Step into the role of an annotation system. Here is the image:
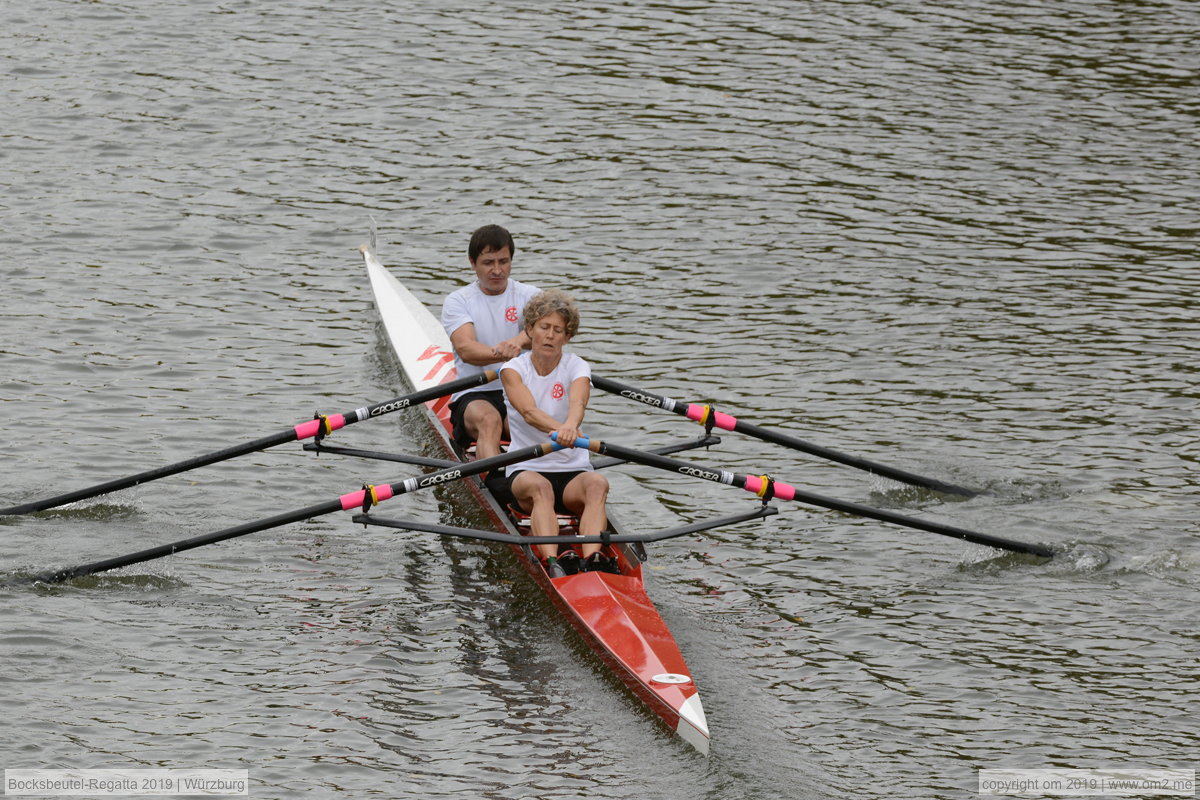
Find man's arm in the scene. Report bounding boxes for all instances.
[492,328,532,361]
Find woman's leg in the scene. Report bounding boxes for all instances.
[510,471,559,560]
[561,472,610,558]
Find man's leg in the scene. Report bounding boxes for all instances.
[461,397,504,460]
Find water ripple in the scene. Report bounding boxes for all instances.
[2,0,1198,797]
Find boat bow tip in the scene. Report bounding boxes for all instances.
[677,694,710,755]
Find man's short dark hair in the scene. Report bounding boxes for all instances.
[468,225,515,262]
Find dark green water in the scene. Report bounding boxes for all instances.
[2,1,1196,798]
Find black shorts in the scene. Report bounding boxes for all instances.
[449,390,507,449]
[507,470,586,516]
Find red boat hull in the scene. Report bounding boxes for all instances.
[364,241,710,752]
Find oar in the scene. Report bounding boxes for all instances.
[557,435,1053,558]
[13,442,555,586]
[591,375,979,498]
[0,371,496,516]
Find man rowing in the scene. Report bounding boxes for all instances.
[441,224,541,493]
[499,290,617,577]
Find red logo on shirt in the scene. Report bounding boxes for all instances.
[505,306,518,322]
[551,382,565,399]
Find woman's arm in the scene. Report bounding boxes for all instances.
[501,372,591,445]
[562,376,590,430]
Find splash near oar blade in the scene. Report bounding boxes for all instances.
[591,375,979,498]
[15,442,554,586]
[564,435,1052,558]
[0,370,496,516]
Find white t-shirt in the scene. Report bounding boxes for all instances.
[501,351,593,475]
[441,278,541,400]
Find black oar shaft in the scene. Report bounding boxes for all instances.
[591,375,978,498]
[21,442,554,585]
[732,417,977,498]
[581,438,1052,558]
[1,371,495,516]
[1,430,294,516]
[781,484,1053,557]
[31,500,342,584]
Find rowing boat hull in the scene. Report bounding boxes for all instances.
[362,240,710,753]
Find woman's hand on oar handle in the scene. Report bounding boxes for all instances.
[549,428,589,449]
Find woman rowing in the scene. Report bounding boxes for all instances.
[499,289,617,577]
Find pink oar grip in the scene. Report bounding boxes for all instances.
[742,474,796,502]
[712,411,737,431]
[293,414,348,440]
[684,404,738,432]
[339,484,395,511]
